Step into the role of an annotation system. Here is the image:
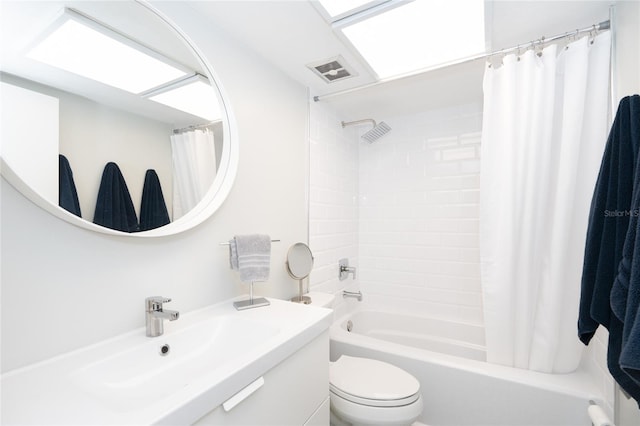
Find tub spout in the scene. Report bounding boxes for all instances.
[343,290,363,301]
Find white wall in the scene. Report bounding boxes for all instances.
[581,1,640,421]
[308,100,360,315]
[1,1,309,372]
[614,1,640,104]
[613,1,640,423]
[0,81,59,204]
[58,91,174,221]
[2,73,175,221]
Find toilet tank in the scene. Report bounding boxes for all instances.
[307,292,335,309]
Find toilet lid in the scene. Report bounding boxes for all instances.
[330,356,420,406]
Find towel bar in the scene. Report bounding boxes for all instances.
[224,236,277,310]
[219,239,280,246]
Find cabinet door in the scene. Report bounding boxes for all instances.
[304,397,329,426]
[194,330,329,425]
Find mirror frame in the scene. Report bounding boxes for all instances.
[285,242,315,280]
[0,0,238,237]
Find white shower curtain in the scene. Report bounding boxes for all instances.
[170,128,217,220]
[480,32,611,373]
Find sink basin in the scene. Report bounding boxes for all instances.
[72,316,279,411]
[1,297,332,425]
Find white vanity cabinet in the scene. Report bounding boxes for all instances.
[1,299,332,425]
[193,331,329,425]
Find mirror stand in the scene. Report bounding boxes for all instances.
[291,279,312,304]
[286,242,315,305]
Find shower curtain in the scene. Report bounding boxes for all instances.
[170,128,217,220]
[480,32,611,373]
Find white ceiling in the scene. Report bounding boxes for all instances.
[187,0,613,119]
[1,1,614,123]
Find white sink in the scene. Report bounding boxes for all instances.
[72,316,279,411]
[1,297,332,425]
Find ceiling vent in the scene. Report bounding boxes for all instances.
[307,55,357,83]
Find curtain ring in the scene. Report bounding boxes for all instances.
[538,36,545,57]
[589,24,597,44]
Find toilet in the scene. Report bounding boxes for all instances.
[307,293,423,426]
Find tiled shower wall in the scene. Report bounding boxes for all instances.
[358,103,483,325]
[308,100,359,304]
[309,99,484,325]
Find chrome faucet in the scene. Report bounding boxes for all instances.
[145,296,179,337]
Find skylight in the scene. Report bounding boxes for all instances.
[316,0,386,18]
[148,75,222,121]
[319,0,486,79]
[26,11,189,94]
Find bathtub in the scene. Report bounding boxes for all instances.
[330,308,601,426]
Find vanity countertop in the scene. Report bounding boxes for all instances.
[1,297,332,425]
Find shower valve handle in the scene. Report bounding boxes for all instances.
[339,258,356,280]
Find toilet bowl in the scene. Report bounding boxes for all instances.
[306,292,423,426]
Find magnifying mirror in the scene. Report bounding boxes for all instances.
[285,242,314,304]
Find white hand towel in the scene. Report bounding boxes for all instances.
[231,234,271,282]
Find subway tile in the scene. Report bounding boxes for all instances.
[459,189,480,204]
[362,292,485,325]
[426,161,460,177]
[459,159,481,174]
[310,100,486,333]
[426,135,459,147]
[426,190,461,205]
[424,275,482,292]
[441,146,477,161]
[460,131,482,145]
[430,174,480,191]
[459,248,480,263]
[439,233,480,248]
[439,204,480,219]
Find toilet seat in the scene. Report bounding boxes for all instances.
[330,355,421,408]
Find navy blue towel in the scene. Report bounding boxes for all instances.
[610,96,640,392]
[139,169,170,231]
[93,162,139,233]
[579,95,640,404]
[58,154,81,217]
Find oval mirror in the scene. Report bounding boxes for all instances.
[286,242,314,304]
[0,1,238,236]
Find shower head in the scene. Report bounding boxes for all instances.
[341,119,391,143]
[362,121,391,143]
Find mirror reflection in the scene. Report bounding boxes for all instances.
[0,1,227,233]
[286,242,314,304]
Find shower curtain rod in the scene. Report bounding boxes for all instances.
[172,119,221,134]
[313,20,610,102]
